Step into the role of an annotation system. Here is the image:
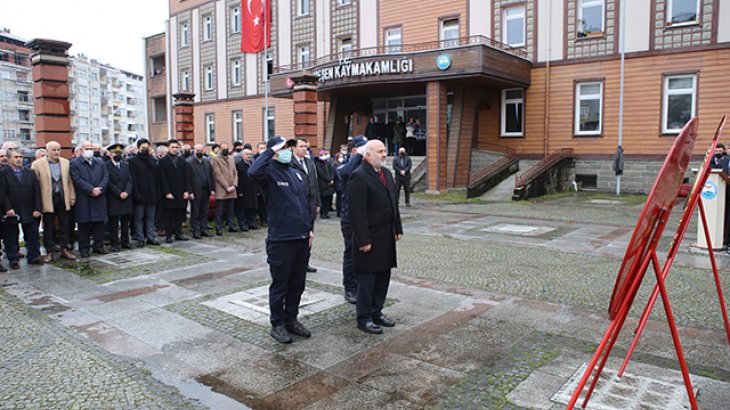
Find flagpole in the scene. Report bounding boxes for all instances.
[263,0,269,141]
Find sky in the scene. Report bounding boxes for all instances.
[2,0,169,75]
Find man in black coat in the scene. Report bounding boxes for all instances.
[105,144,134,251]
[157,139,191,243]
[70,141,110,257]
[291,138,320,272]
[347,140,403,334]
[1,149,42,269]
[128,139,160,247]
[235,148,259,231]
[186,144,214,239]
[315,150,335,219]
[392,147,413,207]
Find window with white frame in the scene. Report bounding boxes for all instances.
[440,18,460,47]
[232,111,243,142]
[578,0,604,37]
[182,23,190,47]
[266,51,273,80]
[503,7,525,47]
[204,15,213,41]
[206,113,215,143]
[182,70,190,91]
[339,37,352,58]
[667,0,700,25]
[231,7,241,33]
[298,0,310,16]
[385,27,402,53]
[338,0,351,5]
[299,45,310,68]
[232,59,242,86]
[501,89,524,137]
[264,107,275,141]
[574,81,603,136]
[662,74,696,133]
[205,66,213,90]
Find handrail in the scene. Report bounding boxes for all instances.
[478,144,517,157]
[514,148,574,188]
[410,157,428,188]
[274,35,528,74]
[468,153,518,189]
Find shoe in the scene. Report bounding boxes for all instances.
[357,322,382,334]
[249,225,260,230]
[373,314,396,328]
[193,234,201,239]
[43,254,54,263]
[147,239,161,246]
[27,259,44,265]
[240,226,250,232]
[322,214,330,219]
[0,264,6,272]
[175,235,190,241]
[406,203,411,207]
[137,240,145,248]
[110,245,121,252]
[285,320,311,337]
[93,248,108,255]
[216,230,223,236]
[80,251,90,258]
[307,265,317,273]
[165,236,174,244]
[344,291,357,304]
[228,227,239,233]
[61,249,75,260]
[270,325,293,344]
[9,262,20,270]
[200,231,211,237]
[52,245,61,253]
[121,243,134,250]
[17,251,24,258]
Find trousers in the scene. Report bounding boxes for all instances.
[266,239,309,327]
[356,269,391,326]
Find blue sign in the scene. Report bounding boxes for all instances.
[702,180,718,200]
[437,54,451,70]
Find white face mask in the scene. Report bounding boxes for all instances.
[319,155,330,161]
[337,157,344,164]
[82,149,94,159]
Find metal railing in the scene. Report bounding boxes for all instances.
[410,157,428,189]
[468,150,519,190]
[274,35,528,74]
[514,148,574,189]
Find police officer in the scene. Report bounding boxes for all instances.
[248,136,314,344]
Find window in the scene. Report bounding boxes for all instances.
[18,109,31,122]
[78,85,88,95]
[339,37,353,58]
[574,81,603,136]
[204,15,213,41]
[578,0,604,37]
[90,73,98,81]
[385,27,402,53]
[264,107,275,141]
[662,74,697,134]
[232,111,243,141]
[266,51,273,81]
[298,45,310,68]
[182,23,190,47]
[338,0,351,5]
[17,91,29,103]
[77,101,89,110]
[667,0,700,26]
[19,128,31,141]
[206,113,215,143]
[231,7,241,33]
[183,70,190,91]
[298,0,310,16]
[205,66,214,90]
[79,117,90,126]
[440,18,460,47]
[503,7,525,47]
[152,96,166,123]
[501,89,524,137]
[232,59,242,86]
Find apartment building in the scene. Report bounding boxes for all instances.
[0,29,34,148]
[151,0,730,193]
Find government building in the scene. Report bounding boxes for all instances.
[146,0,730,194]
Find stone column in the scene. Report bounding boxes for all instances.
[27,39,72,156]
[291,73,319,149]
[173,92,195,146]
[426,81,448,193]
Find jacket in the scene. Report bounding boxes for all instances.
[186,155,215,197]
[128,154,158,205]
[335,153,363,224]
[211,154,238,200]
[31,157,75,213]
[248,148,311,241]
[392,155,412,179]
[157,153,191,210]
[315,158,335,197]
[2,166,41,224]
[70,156,109,223]
[235,159,258,210]
[105,160,134,216]
[290,155,320,223]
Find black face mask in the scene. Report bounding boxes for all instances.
[93,151,101,157]
[183,150,192,157]
[113,155,122,162]
[221,149,229,157]
[139,150,149,157]
[195,152,204,159]
[235,149,243,153]
[716,153,724,159]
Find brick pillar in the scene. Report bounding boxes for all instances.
[173,92,195,146]
[426,81,448,193]
[27,39,72,157]
[291,73,319,149]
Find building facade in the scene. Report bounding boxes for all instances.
[151,0,730,193]
[0,30,34,148]
[68,55,147,147]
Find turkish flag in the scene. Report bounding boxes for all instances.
[241,0,271,53]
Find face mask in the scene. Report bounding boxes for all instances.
[93,151,101,157]
[221,149,229,156]
[340,150,347,155]
[337,157,344,164]
[183,150,191,157]
[235,149,243,153]
[399,152,406,156]
[275,149,292,164]
[82,149,94,159]
[319,155,330,161]
[195,152,204,159]
[139,149,148,156]
[113,155,122,162]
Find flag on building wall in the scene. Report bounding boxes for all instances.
[241,0,271,53]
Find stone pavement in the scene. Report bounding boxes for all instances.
[1,192,729,409]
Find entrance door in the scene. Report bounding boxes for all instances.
[372,95,427,156]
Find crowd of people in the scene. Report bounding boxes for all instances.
[365,115,427,156]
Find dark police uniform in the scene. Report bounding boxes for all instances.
[336,151,364,301]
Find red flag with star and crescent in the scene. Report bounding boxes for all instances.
[241,0,271,53]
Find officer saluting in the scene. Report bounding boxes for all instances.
[248,136,314,344]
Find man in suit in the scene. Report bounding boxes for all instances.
[291,138,320,273]
[2,149,42,269]
[187,144,214,239]
[32,141,76,262]
[105,144,134,251]
[128,139,160,247]
[235,148,259,231]
[157,139,191,243]
[392,147,413,207]
[211,141,238,235]
[347,140,403,334]
[70,141,110,257]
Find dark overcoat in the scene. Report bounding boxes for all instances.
[315,159,335,197]
[105,160,134,216]
[128,154,158,205]
[2,167,41,223]
[157,154,191,210]
[186,156,214,197]
[347,162,403,273]
[235,159,258,210]
[290,156,320,223]
[70,156,109,223]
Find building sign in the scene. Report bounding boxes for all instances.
[437,54,451,70]
[314,57,414,83]
[702,180,718,200]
